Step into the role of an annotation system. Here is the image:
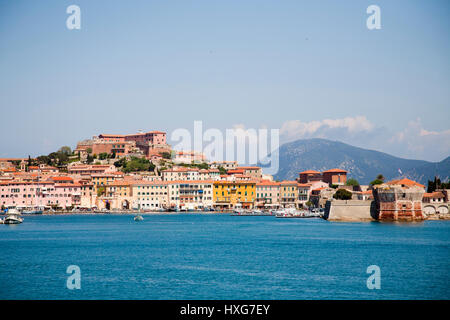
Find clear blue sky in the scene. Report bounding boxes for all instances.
[1,0,449,161]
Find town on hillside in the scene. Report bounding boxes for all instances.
[1,129,449,221]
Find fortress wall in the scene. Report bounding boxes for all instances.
[324,200,375,221]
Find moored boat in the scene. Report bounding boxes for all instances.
[22,207,44,214]
[4,209,24,224]
[134,215,144,221]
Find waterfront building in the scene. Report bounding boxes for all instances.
[280,181,299,208]
[131,181,170,210]
[213,180,256,209]
[80,182,96,209]
[255,180,280,209]
[372,178,426,221]
[297,183,312,207]
[96,180,134,210]
[167,181,214,210]
[310,187,336,208]
[422,190,450,215]
[0,180,81,209]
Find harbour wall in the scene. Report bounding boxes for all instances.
[324,200,376,221]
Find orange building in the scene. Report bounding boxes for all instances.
[322,169,347,185]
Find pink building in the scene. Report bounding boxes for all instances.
[0,181,82,209]
[97,130,168,158]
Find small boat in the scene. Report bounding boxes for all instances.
[134,215,144,222]
[22,208,44,214]
[4,209,24,224]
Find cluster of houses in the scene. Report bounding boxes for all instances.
[1,129,449,220]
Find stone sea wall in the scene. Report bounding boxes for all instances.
[323,200,376,221]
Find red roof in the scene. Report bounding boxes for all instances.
[323,169,347,173]
[299,170,320,174]
[423,191,445,198]
[257,180,280,186]
[297,183,312,187]
[228,169,245,174]
[51,176,73,181]
[386,178,425,188]
[280,180,298,185]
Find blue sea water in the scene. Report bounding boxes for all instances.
[0,214,449,300]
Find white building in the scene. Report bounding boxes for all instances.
[131,181,169,210]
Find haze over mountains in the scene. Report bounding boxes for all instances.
[272,138,450,185]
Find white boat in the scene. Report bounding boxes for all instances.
[22,206,44,214]
[134,215,144,221]
[233,203,244,214]
[275,207,299,217]
[4,209,24,224]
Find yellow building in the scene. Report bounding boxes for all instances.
[213,181,256,209]
[91,173,120,190]
[280,180,298,208]
[97,180,133,210]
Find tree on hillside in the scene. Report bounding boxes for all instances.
[117,157,156,173]
[370,174,385,186]
[333,189,353,200]
[36,155,51,165]
[99,152,108,160]
[217,166,227,175]
[86,155,94,164]
[197,162,209,170]
[370,179,383,186]
[114,157,127,168]
[161,152,172,160]
[346,178,360,187]
[58,146,72,156]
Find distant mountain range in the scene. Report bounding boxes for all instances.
[271,138,449,185]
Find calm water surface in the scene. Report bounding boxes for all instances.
[0,214,449,299]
